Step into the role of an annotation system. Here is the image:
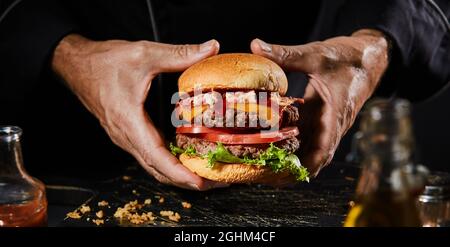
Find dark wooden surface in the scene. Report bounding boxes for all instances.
[51,162,360,227]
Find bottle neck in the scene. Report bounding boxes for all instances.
[0,126,27,178]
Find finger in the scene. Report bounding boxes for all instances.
[136,154,227,191]
[127,110,229,190]
[151,40,220,73]
[299,82,338,177]
[250,38,321,73]
[139,160,174,185]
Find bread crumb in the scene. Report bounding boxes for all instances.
[344,176,355,182]
[113,200,155,225]
[80,205,91,214]
[160,210,181,222]
[93,219,104,226]
[96,210,104,219]
[129,212,156,224]
[159,197,165,203]
[67,211,81,219]
[114,207,130,220]
[160,210,174,217]
[128,200,142,209]
[144,199,152,205]
[169,212,181,222]
[181,201,192,209]
[348,201,355,208]
[98,200,109,207]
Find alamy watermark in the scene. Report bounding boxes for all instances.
[171,89,281,136]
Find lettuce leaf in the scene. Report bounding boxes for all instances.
[169,142,309,182]
[169,142,185,156]
[257,143,310,182]
[170,142,196,156]
[184,145,197,155]
[205,142,246,168]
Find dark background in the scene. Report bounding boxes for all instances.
[0,0,449,179]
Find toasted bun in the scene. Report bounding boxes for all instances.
[179,53,288,95]
[179,153,290,183]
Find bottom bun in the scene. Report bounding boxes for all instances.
[179,153,290,184]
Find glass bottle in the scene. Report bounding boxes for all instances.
[344,98,428,227]
[0,126,47,227]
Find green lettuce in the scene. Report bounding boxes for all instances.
[170,142,196,156]
[169,142,309,182]
[205,142,248,168]
[169,142,185,156]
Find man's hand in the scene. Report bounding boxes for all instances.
[251,29,389,178]
[52,34,227,190]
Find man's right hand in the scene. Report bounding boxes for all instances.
[51,34,228,190]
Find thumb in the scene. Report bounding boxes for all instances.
[152,39,220,73]
[250,38,320,73]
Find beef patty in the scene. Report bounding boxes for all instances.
[176,134,300,159]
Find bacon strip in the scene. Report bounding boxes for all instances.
[175,92,304,128]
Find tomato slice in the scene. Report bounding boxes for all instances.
[176,126,234,134]
[198,126,299,144]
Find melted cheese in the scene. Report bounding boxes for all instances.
[232,103,279,123]
[180,105,208,121]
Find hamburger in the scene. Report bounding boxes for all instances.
[170,53,309,183]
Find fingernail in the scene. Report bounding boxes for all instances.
[188,183,201,190]
[199,39,217,53]
[256,39,272,53]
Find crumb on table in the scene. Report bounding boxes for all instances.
[348,201,355,207]
[80,205,91,214]
[98,200,109,207]
[66,211,81,219]
[93,219,104,226]
[160,210,181,222]
[344,176,355,181]
[169,213,181,222]
[96,210,104,219]
[113,200,155,225]
[181,201,192,209]
[160,210,174,217]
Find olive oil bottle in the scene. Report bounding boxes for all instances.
[344,99,427,227]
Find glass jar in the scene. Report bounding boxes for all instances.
[0,126,47,227]
[418,172,450,227]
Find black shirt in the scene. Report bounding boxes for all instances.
[0,0,449,176]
